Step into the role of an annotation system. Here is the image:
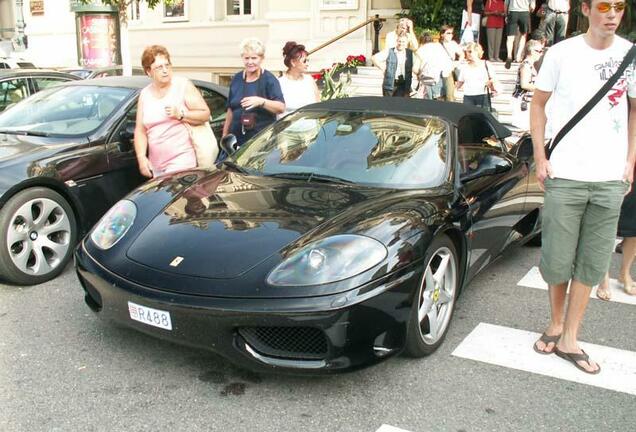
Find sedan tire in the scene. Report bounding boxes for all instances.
[405,234,459,357]
[0,187,77,285]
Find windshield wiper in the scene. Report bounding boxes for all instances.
[0,129,50,137]
[266,172,354,185]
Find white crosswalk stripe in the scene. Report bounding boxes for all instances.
[376,425,413,432]
[452,323,636,396]
[517,266,636,305]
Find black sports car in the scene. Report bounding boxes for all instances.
[0,76,227,285]
[75,98,542,374]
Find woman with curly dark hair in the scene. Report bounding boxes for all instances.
[278,41,320,118]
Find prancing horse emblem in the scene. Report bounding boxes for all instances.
[170,256,184,267]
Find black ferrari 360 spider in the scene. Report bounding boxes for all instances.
[75,97,542,374]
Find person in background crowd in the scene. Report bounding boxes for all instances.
[223,37,285,148]
[529,29,548,70]
[414,31,452,100]
[457,42,500,110]
[510,40,543,130]
[504,0,537,69]
[539,0,570,46]
[134,45,210,178]
[373,33,417,97]
[597,189,636,300]
[530,0,635,374]
[440,25,464,102]
[278,41,320,118]
[385,18,418,51]
[466,0,487,48]
[484,0,507,61]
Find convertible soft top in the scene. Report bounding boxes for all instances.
[303,96,511,139]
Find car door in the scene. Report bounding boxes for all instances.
[104,100,147,198]
[457,115,530,282]
[0,77,29,111]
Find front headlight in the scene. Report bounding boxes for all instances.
[90,200,137,250]
[267,234,387,286]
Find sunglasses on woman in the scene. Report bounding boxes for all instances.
[595,2,626,13]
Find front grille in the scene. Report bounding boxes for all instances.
[238,326,329,360]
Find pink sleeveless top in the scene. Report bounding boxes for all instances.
[141,76,196,175]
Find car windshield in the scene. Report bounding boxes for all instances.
[0,85,132,136]
[232,111,449,188]
[68,70,91,79]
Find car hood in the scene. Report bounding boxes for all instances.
[0,132,46,163]
[125,170,384,280]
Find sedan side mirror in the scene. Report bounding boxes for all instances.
[220,134,239,155]
[118,122,135,152]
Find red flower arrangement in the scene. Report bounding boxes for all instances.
[345,54,366,67]
[311,55,366,82]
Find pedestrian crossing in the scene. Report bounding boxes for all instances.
[517,266,636,305]
[376,253,636,432]
[452,323,636,396]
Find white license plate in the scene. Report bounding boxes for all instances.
[128,301,172,330]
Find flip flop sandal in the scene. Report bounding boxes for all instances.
[533,333,560,355]
[596,287,611,301]
[554,348,601,375]
[623,282,636,296]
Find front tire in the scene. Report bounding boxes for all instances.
[0,187,77,285]
[405,234,459,357]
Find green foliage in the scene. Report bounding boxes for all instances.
[78,0,174,22]
[400,0,466,34]
[320,68,351,101]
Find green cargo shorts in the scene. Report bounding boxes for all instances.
[539,178,629,287]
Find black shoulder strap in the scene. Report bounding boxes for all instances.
[546,44,636,159]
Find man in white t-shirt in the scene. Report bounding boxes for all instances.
[530,0,635,374]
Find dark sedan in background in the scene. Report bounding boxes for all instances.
[0,69,80,112]
[75,98,543,374]
[0,76,228,285]
[60,66,146,80]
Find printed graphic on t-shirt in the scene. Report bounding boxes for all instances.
[595,57,635,109]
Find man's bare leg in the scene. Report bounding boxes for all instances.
[516,34,527,62]
[556,279,599,373]
[534,282,567,353]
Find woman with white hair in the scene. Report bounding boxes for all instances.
[456,42,499,111]
[222,37,285,148]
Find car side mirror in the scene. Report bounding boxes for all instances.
[118,122,135,151]
[515,136,533,162]
[460,154,512,183]
[220,134,239,155]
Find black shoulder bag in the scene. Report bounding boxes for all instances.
[545,44,636,160]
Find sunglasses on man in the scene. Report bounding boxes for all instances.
[595,2,626,13]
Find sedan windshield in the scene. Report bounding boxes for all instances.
[0,85,133,136]
[233,111,449,188]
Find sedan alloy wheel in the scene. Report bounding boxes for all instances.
[0,188,77,285]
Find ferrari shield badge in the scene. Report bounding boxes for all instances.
[170,256,184,267]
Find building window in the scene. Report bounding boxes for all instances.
[163,0,188,22]
[128,0,142,21]
[227,0,252,16]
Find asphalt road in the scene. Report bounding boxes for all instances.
[1,244,635,432]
